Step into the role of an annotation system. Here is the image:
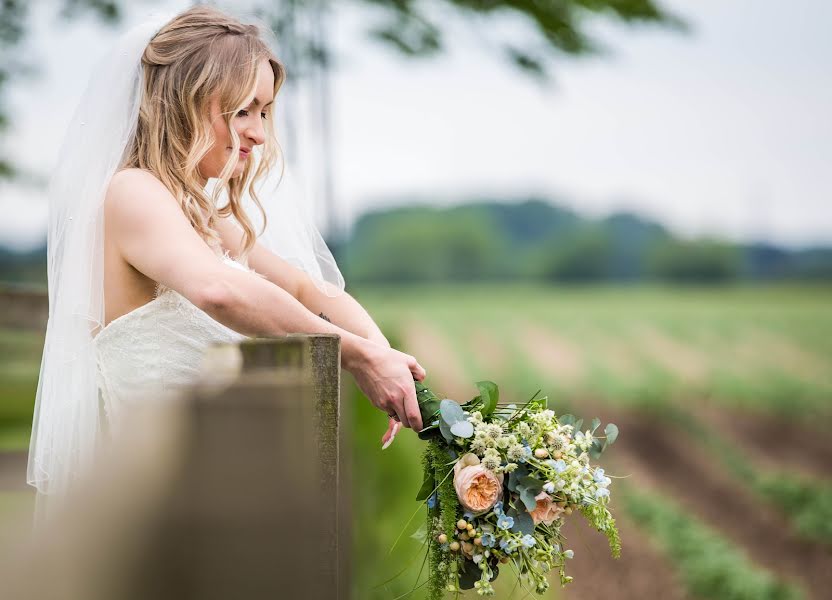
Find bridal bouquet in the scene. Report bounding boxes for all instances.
[406,381,621,598]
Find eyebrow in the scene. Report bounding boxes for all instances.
[250,97,274,108]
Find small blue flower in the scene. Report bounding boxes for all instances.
[499,538,518,554]
[481,532,496,547]
[463,509,475,520]
[595,487,610,499]
[553,459,568,474]
[521,534,536,548]
[593,467,606,482]
[427,492,437,509]
[497,515,514,530]
[493,500,504,516]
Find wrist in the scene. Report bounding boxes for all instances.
[341,333,370,373]
[368,331,390,348]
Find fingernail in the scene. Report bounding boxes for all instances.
[382,423,401,450]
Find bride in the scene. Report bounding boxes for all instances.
[28,5,423,519]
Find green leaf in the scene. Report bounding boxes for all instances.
[438,417,455,443]
[518,476,545,495]
[450,420,474,438]
[416,469,435,501]
[410,523,428,542]
[415,380,441,421]
[475,380,499,417]
[520,487,539,512]
[588,439,604,459]
[574,418,584,432]
[457,559,480,590]
[439,399,466,424]
[559,414,578,428]
[604,423,619,445]
[508,465,530,493]
[511,511,535,535]
[591,417,600,433]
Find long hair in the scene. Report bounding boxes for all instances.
[122,5,285,259]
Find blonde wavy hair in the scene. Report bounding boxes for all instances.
[122,5,285,260]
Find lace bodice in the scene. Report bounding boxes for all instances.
[93,253,252,430]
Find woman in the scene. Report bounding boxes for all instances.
[28,5,422,518]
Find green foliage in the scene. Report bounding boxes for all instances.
[338,202,831,285]
[542,227,614,282]
[655,403,832,546]
[623,486,805,600]
[755,474,832,546]
[579,501,621,559]
[648,238,742,283]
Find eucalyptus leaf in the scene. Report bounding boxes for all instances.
[439,418,455,443]
[518,476,545,495]
[520,487,539,512]
[450,420,474,438]
[574,418,583,432]
[559,414,577,428]
[511,511,535,536]
[508,465,530,493]
[475,380,499,417]
[588,439,604,460]
[590,417,600,433]
[439,399,466,424]
[605,423,619,445]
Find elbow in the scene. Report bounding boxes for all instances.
[193,279,238,316]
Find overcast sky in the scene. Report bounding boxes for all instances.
[1,0,830,250]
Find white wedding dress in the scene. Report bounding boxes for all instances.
[93,250,252,431]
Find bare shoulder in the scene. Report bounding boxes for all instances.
[107,167,173,203]
[105,168,181,225]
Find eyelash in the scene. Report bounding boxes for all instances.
[237,109,268,120]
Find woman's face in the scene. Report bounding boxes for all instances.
[198,57,275,183]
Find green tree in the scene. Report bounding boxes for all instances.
[648,239,741,283]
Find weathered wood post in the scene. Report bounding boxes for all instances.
[236,334,350,599]
[0,336,349,600]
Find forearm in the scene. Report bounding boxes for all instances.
[199,266,371,369]
[298,281,390,347]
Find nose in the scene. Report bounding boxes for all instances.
[245,118,266,146]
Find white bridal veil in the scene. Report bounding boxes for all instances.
[27,10,343,518]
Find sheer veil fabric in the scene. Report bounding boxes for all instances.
[27,10,343,524]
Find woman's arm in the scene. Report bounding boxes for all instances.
[106,169,423,431]
[214,216,390,347]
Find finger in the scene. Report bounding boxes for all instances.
[381,417,401,450]
[407,356,427,382]
[395,402,411,430]
[403,383,422,431]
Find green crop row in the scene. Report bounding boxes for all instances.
[621,484,805,600]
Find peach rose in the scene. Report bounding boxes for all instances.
[529,491,564,526]
[453,453,504,515]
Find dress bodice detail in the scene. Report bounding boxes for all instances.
[94,252,252,429]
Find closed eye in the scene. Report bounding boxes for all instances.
[236,109,268,120]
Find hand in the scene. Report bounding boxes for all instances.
[347,340,427,433]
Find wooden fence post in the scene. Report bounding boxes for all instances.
[0,336,348,600]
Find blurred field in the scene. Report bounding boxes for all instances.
[1,283,831,599]
[351,283,832,599]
